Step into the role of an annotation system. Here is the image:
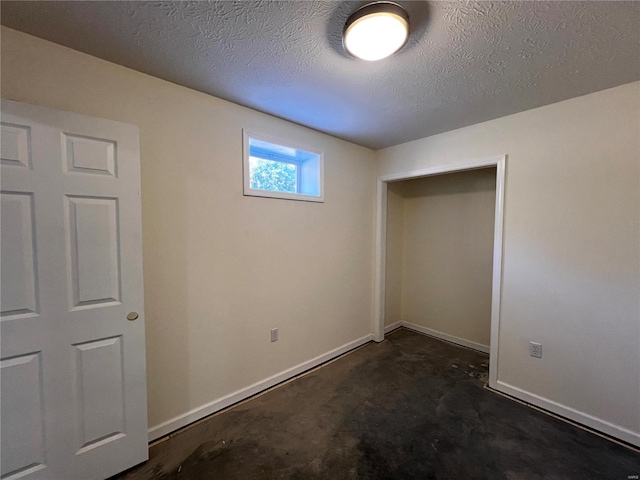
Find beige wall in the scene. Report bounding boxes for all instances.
[385,169,496,348]
[377,81,640,445]
[1,27,377,431]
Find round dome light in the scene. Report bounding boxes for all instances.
[343,2,409,61]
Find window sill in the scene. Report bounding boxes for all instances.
[243,188,324,203]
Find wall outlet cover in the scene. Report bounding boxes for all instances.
[530,342,542,358]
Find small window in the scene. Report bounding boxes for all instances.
[243,130,323,202]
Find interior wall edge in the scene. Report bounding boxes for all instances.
[147,333,373,442]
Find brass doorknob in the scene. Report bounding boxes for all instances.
[127,312,139,321]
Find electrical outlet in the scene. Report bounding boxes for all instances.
[271,328,278,343]
[529,342,542,358]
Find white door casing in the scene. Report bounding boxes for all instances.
[1,100,147,480]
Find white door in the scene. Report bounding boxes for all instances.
[1,100,148,480]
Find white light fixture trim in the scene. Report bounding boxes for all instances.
[344,2,409,61]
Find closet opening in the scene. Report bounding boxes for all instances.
[374,156,506,389]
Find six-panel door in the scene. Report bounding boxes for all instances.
[1,100,147,480]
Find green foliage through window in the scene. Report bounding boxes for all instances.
[244,132,322,201]
[249,157,297,193]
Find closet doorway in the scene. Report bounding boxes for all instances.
[374,156,506,389]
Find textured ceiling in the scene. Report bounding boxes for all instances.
[2,1,639,149]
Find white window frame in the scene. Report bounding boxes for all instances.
[243,129,324,203]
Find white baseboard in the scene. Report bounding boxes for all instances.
[495,381,640,448]
[148,334,373,442]
[148,327,639,450]
[401,322,490,354]
[384,321,402,333]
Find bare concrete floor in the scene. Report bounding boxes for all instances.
[114,329,640,479]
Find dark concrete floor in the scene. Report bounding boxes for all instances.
[115,329,640,480]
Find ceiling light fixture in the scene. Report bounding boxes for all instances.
[343,2,409,61]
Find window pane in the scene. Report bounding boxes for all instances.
[249,157,297,193]
[244,131,323,202]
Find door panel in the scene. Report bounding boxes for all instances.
[73,336,125,453]
[1,122,31,169]
[0,353,46,480]
[1,192,38,318]
[1,100,147,480]
[66,196,121,308]
[63,134,117,177]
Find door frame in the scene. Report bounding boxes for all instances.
[373,155,506,389]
